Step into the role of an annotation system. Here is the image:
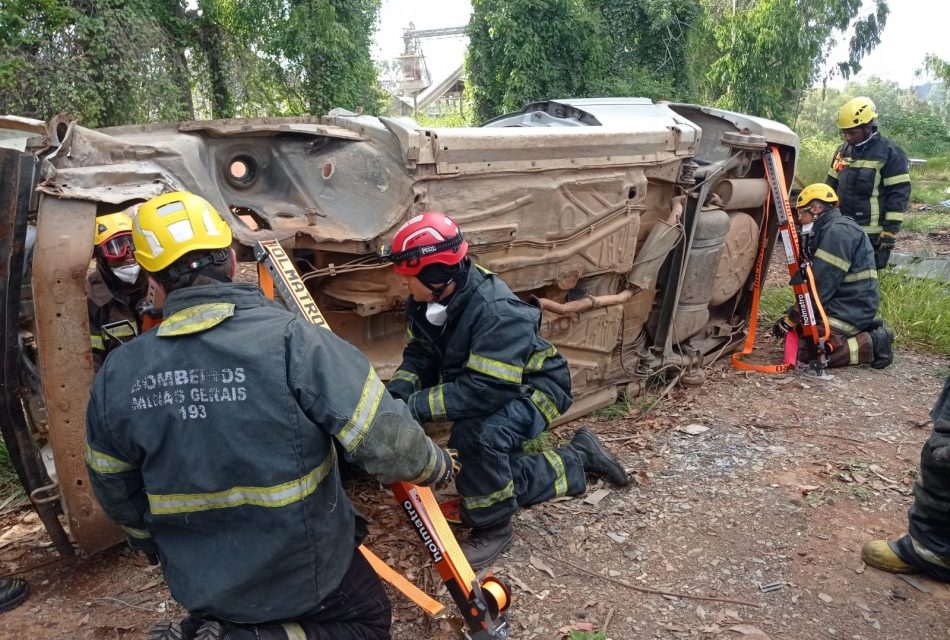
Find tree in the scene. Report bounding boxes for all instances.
[696,0,888,123]
[465,0,609,122]
[0,0,195,126]
[587,0,700,100]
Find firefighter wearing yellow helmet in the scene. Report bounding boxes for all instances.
[87,210,148,370]
[85,191,457,639]
[827,96,911,270]
[772,184,894,370]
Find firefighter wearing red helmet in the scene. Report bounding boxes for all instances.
[385,212,631,568]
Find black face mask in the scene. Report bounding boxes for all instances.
[417,260,467,301]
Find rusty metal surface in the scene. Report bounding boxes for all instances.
[11,100,799,550]
[33,196,121,554]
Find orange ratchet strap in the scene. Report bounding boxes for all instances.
[733,145,830,374]
[255,240,512,639]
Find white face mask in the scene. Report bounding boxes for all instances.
[801,222,814,235]
[112,263,141,284]
[425,302,448,326]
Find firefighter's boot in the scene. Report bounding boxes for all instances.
[861,539,918,574]
[870,325,895,369]
[570,427,630,487]
[0,577,28,613]
[146,622,184,640]
[460,521,514,569]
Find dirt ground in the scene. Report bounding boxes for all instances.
[1,236,948,640]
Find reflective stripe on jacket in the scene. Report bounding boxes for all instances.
[826,133,910,236]
[85,283,446,623]
[388,261,573,425]
[788,208,879,335]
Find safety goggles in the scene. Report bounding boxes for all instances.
[98,233,134,261]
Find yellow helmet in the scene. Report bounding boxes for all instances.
[796,184,839,209]
[133,191,232,273]
[94,212,135,261]
[837,96,877,129]
[94,212,133,246]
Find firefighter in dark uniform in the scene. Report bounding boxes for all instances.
[863,375,950,582]
[384,212,630,569]
[826,96,911,270]
[772,184,894,369]
[87,211,148,370]
[85,192,457,640]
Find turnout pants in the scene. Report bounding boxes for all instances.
[895,377,950,582]
[796,328,873,368]
[449,398,587,529]
[234,547,391,640]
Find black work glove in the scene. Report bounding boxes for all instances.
[874,232,897,270]
[434,447,461,490]
[772,315,796,338]
[127,535,160,566]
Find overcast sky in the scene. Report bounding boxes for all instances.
[372,0,950,90]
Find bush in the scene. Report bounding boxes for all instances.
[796,136,839,185]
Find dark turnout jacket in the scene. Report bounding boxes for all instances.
[85,283,448,623]
[387,262,572,426]
[826,132,910,237]
[789,208,880,335]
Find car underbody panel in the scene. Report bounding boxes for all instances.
[0,99,797,553]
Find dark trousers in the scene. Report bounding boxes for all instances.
[249,547,391,640]
[796,328,873,368]
[449,398,586,529]
[896,376,950,582]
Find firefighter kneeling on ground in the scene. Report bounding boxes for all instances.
[862,375,950,581]
[772,184,894,369]
[88,211,148,371]
[85,192,459,640]
[383,212,631,569]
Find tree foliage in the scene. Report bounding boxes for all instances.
[0,0,383,127]
[695,0,888,123]
[465,0,609,122]
[587,0,700,100]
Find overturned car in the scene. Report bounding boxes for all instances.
[0,98,796,554]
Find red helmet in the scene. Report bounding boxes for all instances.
[386,212,468,276]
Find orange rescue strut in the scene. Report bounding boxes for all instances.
[732,145,831,375]
[255,239,511,640]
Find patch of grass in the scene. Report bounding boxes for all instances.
[0,440,25,504]
[879,270,950,355]
[570,632,606,640]
[910,155,950,206]
[522,430,560,455]
[592,384,664,420]
[795,136,840,185]
[757,285,793,323]
[758,271,949,356]
[901,211,950,234]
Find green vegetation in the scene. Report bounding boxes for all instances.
[0,441,25,506]
[570,631,606,640]
[879,270,950,355]
[522,430,560,455]
[796,136,840,185]
[0,0,384,125]
[910,156,950,207]
[465,0,885,123]
[757,270,950,356]
[902,212,950,234]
